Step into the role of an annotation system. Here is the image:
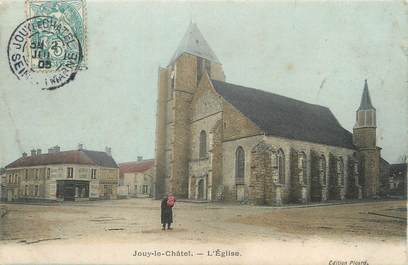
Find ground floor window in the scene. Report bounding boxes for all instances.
[103,184,113,199]
[142,185,148,194]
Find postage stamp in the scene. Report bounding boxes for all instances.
[7,0,87,90]
[25,0,87,70]
[7,16,83,90]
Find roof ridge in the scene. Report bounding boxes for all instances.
[6,149,118,169]
[119,159,154,164]
[79,150,99,166]
[211,79,329,110]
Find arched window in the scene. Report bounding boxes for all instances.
[277,149,285,184]
[319,155,327,185]
[199,130,207,158]
[271,151,278,183]
[235,146,245,184]
[353,161,359,185]
[298,152,307,184]
[337,157,344,186]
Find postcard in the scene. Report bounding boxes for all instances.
[0,1,406,264]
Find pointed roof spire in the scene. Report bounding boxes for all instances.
[358,79,375,110]
[169,22,220,65]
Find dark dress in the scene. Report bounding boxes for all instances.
[161,198,173,224]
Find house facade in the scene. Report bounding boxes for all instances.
[118,158,154,198]
[0,168,6,201]
[154,23,385,205]
[2,146,119,202]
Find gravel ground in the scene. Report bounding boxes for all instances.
[0,199,406,265]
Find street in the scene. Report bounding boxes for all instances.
[0,199,406,265]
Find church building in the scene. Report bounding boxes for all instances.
[154,23,382,205]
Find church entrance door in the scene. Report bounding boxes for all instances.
[236,185,245,201]
[198,179,205,200]
[7,190,13,202]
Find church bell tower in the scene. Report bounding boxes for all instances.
[154,22,225,199]
[353,80,380,197]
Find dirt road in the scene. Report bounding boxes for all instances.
[0,199,406,265]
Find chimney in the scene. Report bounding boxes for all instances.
[22,152,27,158]
[30,149,36,156]
[105,146,111,156]
[78,143,84,150]
[37,149,42,155]
[137,156,143,162]
[48,145,60,154]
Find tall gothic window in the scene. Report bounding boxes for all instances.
[337,157,344,186]
[235,146,245,184]
[319,155,327,185]
[197,57,211,85]
[298,152,307,184]
[170,69,175,89]
[169,65,175,100]
[271,151,278,183]
[353,161,359,185]
[199,130,207,158]
[277,149,285,184]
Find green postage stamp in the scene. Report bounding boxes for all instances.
[25,0,87,71]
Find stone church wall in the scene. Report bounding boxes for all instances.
[222,135,264,201]
[154,67,169,198]
[222,101,263,142]
[262,136,354,204]
[188,76,223,200]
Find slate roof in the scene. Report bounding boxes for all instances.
[358,80,375,110]
[119,159,154,176]
[211,79,355,149]
[169,22,220,65]
[380,157,390,166]
[5,150,118,168]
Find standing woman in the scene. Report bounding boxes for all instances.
[161,192,176,230]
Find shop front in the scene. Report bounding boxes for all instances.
[56,180,89,201]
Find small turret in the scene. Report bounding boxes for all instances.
[353,79,380,198]
[353,80,377,149]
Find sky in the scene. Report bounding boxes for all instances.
[0,0,407,166]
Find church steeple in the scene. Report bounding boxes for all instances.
[169,22,220,65]
[358,80,375,111]
[352,79,380,198]
[354,79,376,128]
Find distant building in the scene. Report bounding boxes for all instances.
[118,157,154,198]
[379,158,391,196]
[1,145,119,202]
[389,163,407,196]
[0,168,6,202]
